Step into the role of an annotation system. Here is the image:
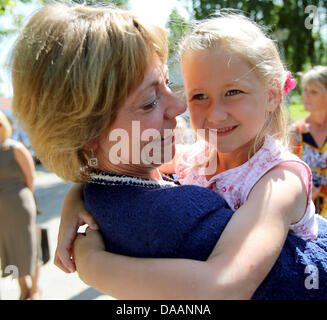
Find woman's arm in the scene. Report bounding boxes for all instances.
[54,183,99,273]
[13,143,35,193]
[73,165,307,299]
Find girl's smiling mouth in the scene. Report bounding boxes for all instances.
[208,126,238,136]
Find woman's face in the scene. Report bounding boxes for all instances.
[302,82,327,113]
[96,57,187,177]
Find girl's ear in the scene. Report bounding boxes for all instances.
[267,84,282,112]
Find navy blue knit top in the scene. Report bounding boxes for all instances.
[84,170,327,299]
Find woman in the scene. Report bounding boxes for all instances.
[0,111,41,300]
[292,66,327,218]
[11,3,327,299]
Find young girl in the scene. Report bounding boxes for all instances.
[172,14,318,241]
[56,13,326,299]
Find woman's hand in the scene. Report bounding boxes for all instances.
[54,183,99,273]
[73,228,105,285]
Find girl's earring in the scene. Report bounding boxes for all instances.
[88,149,98,167]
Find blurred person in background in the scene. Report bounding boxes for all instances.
[292,66,327,218]
[0,111,41,299]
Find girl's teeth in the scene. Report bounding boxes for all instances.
[217,127,234,133]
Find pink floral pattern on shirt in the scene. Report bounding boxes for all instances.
[176,135,318,241]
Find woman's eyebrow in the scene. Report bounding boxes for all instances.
[146,80,160,89]
[137,80,159,96]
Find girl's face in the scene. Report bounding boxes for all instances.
[302,82,327,113]
[95,57,187,177]
[182,49,276,155]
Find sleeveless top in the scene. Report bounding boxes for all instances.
[176,135,318,241]
[0,138,26,193]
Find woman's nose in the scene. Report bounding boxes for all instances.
[164,91,187,119]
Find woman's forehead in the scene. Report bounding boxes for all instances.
[303,81,326,91]
[128,60,167,100]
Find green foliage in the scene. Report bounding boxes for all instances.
[167,8,191,57]
[0,0,35,16]
[288,103,309,121]
[187,0,327,74]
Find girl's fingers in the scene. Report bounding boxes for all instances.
[55,241,76,273]
[54,250,75,273]
[55,224,79,273]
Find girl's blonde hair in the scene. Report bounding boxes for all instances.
[301,65,327,91]
[179,13,290,157]
[0,110,13,141]
[11,2,168,182]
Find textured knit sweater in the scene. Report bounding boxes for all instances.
[84,170,327,299]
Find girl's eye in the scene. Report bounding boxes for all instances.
[193,93,208,100]
[142,99,158,111]
[226,89,242,96]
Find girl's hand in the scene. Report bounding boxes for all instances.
[54,183,99,273]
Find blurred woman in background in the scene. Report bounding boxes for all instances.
[0,111,41,299]
[292,66,327,217]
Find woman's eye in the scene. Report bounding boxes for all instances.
[193,93,208,100]
[226,89,242,96]
[142,99,158,111]
[166,78,173,88]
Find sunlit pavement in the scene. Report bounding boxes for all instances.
[0,165,114,300]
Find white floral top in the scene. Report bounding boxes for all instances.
[176,135,318,241]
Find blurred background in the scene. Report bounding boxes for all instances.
[1,0,327,129]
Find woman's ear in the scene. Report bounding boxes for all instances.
[83,138,98,151]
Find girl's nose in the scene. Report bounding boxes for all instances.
[208,102,228,122]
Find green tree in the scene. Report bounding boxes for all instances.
[166,8,191,57]
[185,0,327,73]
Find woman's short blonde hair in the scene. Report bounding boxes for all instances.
[179,13,290,156]
[301,65,327,91]
[11,2,168,182]
[0,111,13,141]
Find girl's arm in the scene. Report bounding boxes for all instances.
[13,143,35,193]
[54,183,99,273]
[73,165,307,299]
